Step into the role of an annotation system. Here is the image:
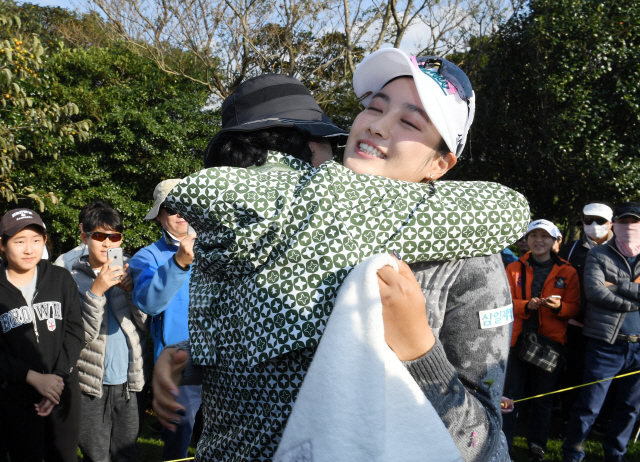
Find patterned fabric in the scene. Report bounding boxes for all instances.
[167,151,530,461]
[168,152,529,367]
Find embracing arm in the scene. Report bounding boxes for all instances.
[152,340,202,431]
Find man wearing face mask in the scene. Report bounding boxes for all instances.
[562,201,640,462]
[558,202,614,425]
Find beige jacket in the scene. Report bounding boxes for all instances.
[71,256,150,397]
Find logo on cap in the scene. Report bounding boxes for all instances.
[11,210,33,220]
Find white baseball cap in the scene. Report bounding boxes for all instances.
[583,203,613,222]
[352,48,476,158]
[526,219,562,240]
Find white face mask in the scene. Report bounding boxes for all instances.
[584,222,609,240]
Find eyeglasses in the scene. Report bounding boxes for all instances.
[413,56,473,102]
[87,232,123,243]
[161,205,179,216]
[583,217,609,226]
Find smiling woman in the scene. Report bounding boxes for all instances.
[503,219,580,460]
[344,77,455,182]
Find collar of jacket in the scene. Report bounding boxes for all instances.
[262,151,312,172]
[581,230,614,249]
[520,251,566,268]
[0,258,50,292]
[72,255,98,279]
[605,239,640,272]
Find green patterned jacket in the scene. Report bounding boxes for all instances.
[168,152,530,367]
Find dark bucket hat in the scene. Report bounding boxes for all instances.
[205,74,348,156]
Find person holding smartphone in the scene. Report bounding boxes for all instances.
[503,219,580,460]
[70,205,150,461]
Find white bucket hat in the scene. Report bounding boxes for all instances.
[145,178,183,220]
[352,48,476,158]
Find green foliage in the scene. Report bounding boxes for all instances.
[0,5,91,210]
[14,44,219,256]
[453,0,640,231]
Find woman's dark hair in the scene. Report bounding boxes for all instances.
[204,127,314,168]
[82,206,123,234]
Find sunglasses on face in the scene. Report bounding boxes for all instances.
[87,231,123,243]
[583,217,609,226]
[161,206,179,216]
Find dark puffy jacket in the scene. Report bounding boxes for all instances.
[559,232,614,323]
[583,240,640,343]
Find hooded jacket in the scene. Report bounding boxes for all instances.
[506,252,581,346]
[71,256,150,397]
[582,239,640,343]
[0,260,83,398]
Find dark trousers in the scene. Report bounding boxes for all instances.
[0,375,81,462]
[561,324,589,421]
[79,384,144,462]
[502,346,564,451]
[562,338,640,461]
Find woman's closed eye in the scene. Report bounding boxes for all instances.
[401,119,420,130]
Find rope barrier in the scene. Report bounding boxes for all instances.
[164,458,195,462]
[514,369,640,403]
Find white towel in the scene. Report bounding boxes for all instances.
[274,254,463,462]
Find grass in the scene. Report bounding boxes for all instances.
[510,406,640,462]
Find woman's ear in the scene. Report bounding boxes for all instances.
[428,152,458,181]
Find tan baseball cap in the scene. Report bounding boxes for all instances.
[145,179,182,220]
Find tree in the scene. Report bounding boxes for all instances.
[13,44,218,256]
[82,0,523,102]
[0,5,91,210]
[452,0,640,236]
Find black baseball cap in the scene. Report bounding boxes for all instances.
[613,201,640,221]
[0,209,46,237]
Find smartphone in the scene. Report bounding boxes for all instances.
[547,295,561,300]
[188,224,196,236]
[107,248,124,280]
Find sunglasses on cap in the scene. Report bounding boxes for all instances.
[87,231,123,243]
[583,217,609,226]
[414,56,473,102]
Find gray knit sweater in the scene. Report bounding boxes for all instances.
[174,254,511,462]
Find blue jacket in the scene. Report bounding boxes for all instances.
[129,232,191,360]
